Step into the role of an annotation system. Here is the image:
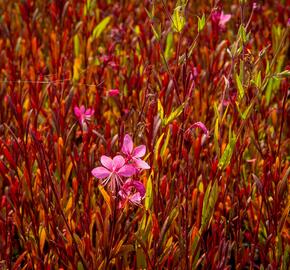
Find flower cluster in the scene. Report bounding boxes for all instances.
[91,134,150,206]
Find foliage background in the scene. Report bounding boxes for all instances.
[0,0,289,269]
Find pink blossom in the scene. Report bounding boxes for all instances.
[118,179,146,206]
[108,89,120,97]
[74,105,94,127]
[212,10,231,31]
[121,134,150,170]
[91,155,135,192]
[185,122,209,138]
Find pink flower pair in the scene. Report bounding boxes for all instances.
[211,10,231,31]
[91,134,150,206]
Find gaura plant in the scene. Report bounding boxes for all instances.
[92,134,149,206]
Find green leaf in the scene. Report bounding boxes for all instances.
[151,23,161,41]
[236,101,253,120]
[282,244,290,270]
[235,73,244,100]
[214,118,219,156]
[165,32,173,60]
[154,133,165,162]
[239,61,244,83]
[145,4,155,20]
[235,102,243,117]
[265,78,274,105]
[161,128,171,157]
[73,34,80,57]
[253,70,261,88]
[145,173,153,210]
[242,102,254,120]
[218,134,237,170]
[157,208,179,249]
[157,99,164,121]
[200,180,219,231]
[73,57,81,82]
[172,5,186,33]
[164,102,184,125]
[77,262,84,270]
[136,240,147,268]
[238,25,247,43]
[197,14,205,32]
[145,7,153,20]
[213,101,220,121]
[191,235,201,268]
[92,16,111,39]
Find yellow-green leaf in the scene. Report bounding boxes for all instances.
[197,14,205,32]
[214,117,219,156]
[157,99,164,121]
[145,173,153,210]
[161,128,171,157]
[164,102,184,125]
[74,34,80,57]
[172,5,185,33]
[218,134,237,170]
[154,133,165,162]
[165,32,173,60]
[235,73,244,100]
[92,16,111,39]
[201,180,219,231]
[73,57,81,82]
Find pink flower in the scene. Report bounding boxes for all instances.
[212,10,231,31]
[91,155,135,192]
[185,122,209,138]
[74,105,94,127]
[108,89,120,97]
[121,134,150,170]
[118,179,146,206]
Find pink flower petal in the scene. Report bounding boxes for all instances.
[187,122,209,137]
[80,105,86,113]
[133,158,150,170]
[100,156,113,170]
[220,12,231,22]
[118,189,127,199]
[129,193,142,204]
[117,165,135,177]
[108,89,120,97]
[91,167,111,179]
[132,145,146,158]
[220,13,231,26]
[113,155,125,170]
[74,106,81,117]
[211,10,221,23]
[131,181,146,197]
[118,180,146,205]
[85,108,94,116]
[121,134,133,155]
